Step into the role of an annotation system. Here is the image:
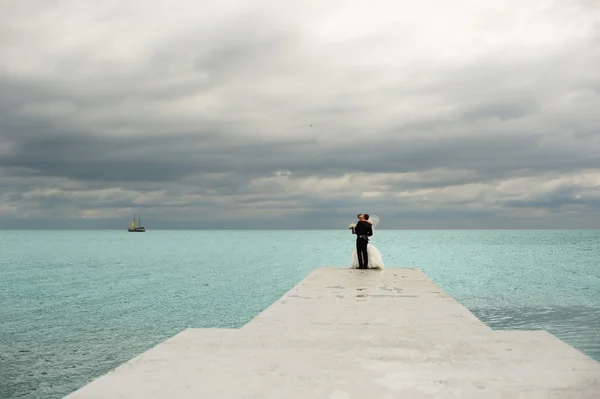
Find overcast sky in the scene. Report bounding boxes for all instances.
[1,0,599,229]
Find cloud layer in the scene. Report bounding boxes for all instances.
[1,0,599,228]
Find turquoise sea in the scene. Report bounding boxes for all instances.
[1,229,599,398]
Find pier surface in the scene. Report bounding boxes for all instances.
[67,268,600,398]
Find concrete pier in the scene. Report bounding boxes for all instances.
[66,268,600,398]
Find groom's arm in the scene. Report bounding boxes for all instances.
[367,224,373,236]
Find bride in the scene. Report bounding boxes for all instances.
[348,214,385,269]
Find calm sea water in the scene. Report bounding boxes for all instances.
[1,229,599,398]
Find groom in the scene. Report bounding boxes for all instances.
[352,214,373,269]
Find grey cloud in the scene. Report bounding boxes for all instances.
[498,185,600,211]
[1,116,599,199]
[458,98,540,121]
[502,197,600,211]
[0,126,594,184]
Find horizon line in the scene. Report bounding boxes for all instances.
[1,227,599,231]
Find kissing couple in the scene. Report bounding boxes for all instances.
[348,214,385,270]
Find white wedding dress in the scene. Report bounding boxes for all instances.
[349,242,385,269]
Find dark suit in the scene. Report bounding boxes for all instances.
[352,220,373,269]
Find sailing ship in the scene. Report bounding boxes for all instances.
[127,213,146,232]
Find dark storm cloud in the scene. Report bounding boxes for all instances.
[2,122,597,184]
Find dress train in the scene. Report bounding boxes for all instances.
[349,243,385,269]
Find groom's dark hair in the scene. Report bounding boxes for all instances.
[363,214,370,220]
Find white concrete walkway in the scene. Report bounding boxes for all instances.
[66,268,600,398]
